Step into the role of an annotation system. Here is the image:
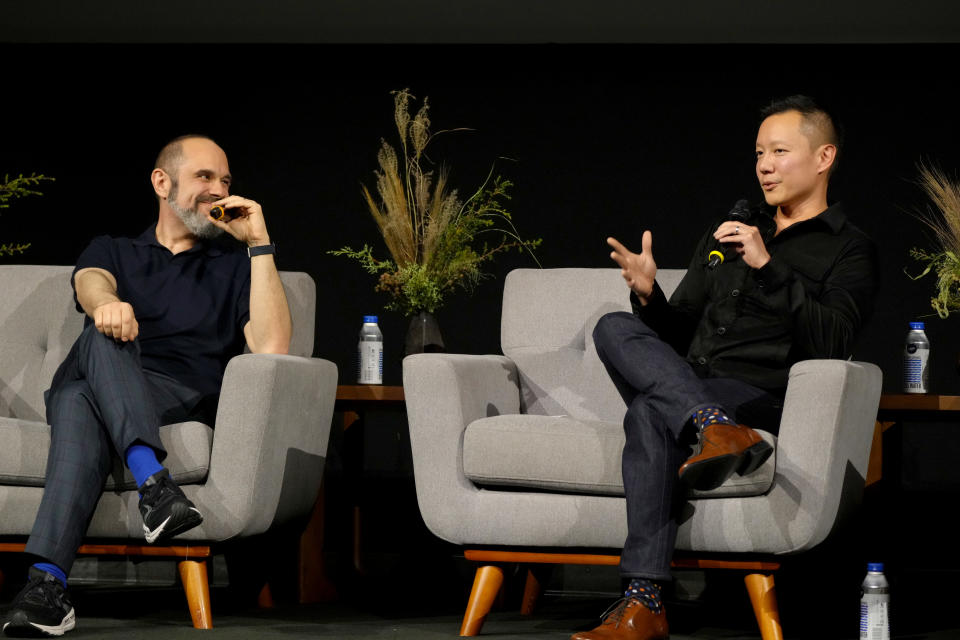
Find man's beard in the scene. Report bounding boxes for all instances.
[167,182,223,239]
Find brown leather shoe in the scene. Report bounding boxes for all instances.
[571,597,668,640]
[678,423,773,491]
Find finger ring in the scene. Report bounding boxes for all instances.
[735,226,740,233]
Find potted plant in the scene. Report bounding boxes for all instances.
[908,162,960,318]
[1,172,51,256]
[331,89,541,355]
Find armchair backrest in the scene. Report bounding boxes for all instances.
[501,268,685,423]
[0,265,316,422]
[0,266,83,422]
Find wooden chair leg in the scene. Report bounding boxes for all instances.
[520,567,544,615]
[460,565,504,636]
[257,582,275,609]
[745,573,783,640]
[178,559,213,629]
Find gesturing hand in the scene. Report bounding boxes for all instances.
[714,221,771,270]
[607,231,657,304]
[93,301,139,342]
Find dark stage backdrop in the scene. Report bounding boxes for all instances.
[3,43,960,394]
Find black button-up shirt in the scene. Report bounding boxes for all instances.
[73,225,251,397]
[634,203,879,393]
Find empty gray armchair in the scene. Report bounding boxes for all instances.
[402,267,882,638]
[0,265,338,628]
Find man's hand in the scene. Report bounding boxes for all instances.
[714,221,771,270]
[608,231,657,304]
[93,301,139,342]
[208,195,271,247]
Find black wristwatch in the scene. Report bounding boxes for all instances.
[247,243,276,258]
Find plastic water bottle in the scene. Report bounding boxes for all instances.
[903,321,930,393]
[860,562,890,640]
[357,315,383,385]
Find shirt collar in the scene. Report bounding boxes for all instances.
[816,202,847,234]
[133,224,224,257]
[761,201,847,238]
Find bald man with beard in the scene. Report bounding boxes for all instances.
[4,135,291,637]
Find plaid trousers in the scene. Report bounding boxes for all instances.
[24,323,206,573]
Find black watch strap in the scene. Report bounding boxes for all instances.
[247,243,276,258]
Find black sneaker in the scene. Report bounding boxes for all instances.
[3,567,75,637]
[138,469,203,543]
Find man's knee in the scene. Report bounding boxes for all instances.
[78,322,124,348]
[77,321,140,361]
[593,311,653,352]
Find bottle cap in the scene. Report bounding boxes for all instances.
[867,562,884,572]
[909,321,925,330]
[363,315,378,323]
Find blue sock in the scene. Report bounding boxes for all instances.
[625,578,663,613]
[33,562,67,588]
[125,444,164,489]
[691,406,736,431]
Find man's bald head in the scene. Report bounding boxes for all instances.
[155,134,220,179]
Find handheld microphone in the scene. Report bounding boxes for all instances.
[706,199,751,269]
[209,205,236,221]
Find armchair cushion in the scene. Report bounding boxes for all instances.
[463,414,777,498]
[0,417,212,490]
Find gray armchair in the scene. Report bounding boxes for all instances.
[402,267,882,638]
[0,265,338,628]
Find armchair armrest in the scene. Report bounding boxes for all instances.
[678,359,881,555]
[196,353,338,540]
[771,359,882,552]
[402,353,521,543]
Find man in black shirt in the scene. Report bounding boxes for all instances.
[573,97,878,640]
[4,135,292,637]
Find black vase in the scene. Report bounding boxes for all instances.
[405,311,445,357]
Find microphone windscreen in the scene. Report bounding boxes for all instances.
[729,199,751,221]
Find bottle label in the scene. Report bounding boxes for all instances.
[859,595,890,640]
[358,341,383,384]
[903,344,929,393]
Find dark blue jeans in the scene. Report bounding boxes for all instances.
[592,312,782,581]
[24,324,208,573]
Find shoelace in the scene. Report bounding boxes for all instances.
[143,473,173,501]
[20,575,62,609]
[598,597,638,628]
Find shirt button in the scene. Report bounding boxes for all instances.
[731,289,740,297]
[697,356,707,365]
[717,327,726,335]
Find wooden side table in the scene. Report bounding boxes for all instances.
[869,394,960,486]
[298,384,406,603]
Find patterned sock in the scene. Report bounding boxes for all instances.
[125,444,164,490]
[624,578,663,614]
[691,406,736,431]
[32,562,67,588]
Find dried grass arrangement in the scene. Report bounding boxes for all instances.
[908,162,960,318]
[331,89,541,316]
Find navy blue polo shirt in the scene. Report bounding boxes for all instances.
[73,225,251,397]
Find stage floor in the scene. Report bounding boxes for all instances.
[3,583,958,640]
